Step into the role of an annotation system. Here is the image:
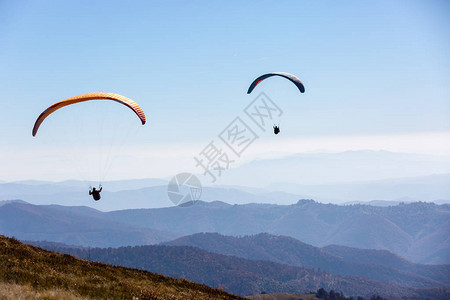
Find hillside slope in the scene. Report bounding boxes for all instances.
[0,235,242,299]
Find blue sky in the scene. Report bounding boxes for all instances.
[1,0,449,182]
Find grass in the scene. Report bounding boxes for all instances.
[0,281,85,300]
[0,235,243,299]
[246,293,319,300]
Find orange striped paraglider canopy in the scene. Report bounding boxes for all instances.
[32,92,146,136]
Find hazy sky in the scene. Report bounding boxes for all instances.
[1,0,449,182]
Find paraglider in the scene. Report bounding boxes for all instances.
[273,125,280,135]
[89,185,102,201]
[32,93,146,200]
[247,72,305,134]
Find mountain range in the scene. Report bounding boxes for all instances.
[1,199,448,264]
[106,199,450,264]
[1,151,449,209]
[0,174,449,211]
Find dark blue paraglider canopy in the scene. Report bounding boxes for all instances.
[247,72,305,94]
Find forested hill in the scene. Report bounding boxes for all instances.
[165,232,450,287]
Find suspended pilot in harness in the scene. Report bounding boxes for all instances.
[89,185,102,201]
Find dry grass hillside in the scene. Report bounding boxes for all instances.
[0,235,243,300]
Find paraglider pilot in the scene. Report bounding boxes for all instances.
[273,125,280,135]
[89,185,102,201]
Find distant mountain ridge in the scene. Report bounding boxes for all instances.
[222,151,450,187]
[0,201,180,247]
[0,181,307,210]
[1,151,449,209]
[264,173,450,203]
